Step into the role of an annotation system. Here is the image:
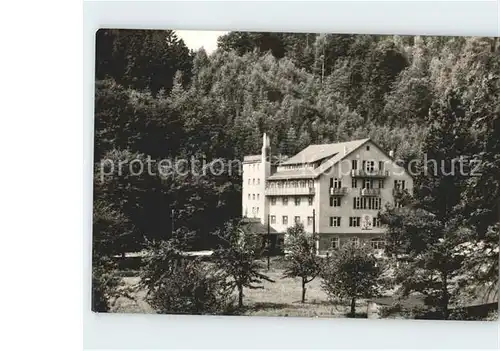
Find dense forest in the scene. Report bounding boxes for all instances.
[93,30,499,257]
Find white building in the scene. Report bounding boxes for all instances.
[242,133,413,254]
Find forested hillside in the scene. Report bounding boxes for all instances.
[93,30,499,253]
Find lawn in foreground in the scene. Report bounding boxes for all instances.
[112,268,364,318]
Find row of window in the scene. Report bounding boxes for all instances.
[268,215,382,228]
[254,177,406,190]
[332,178,385,189]
[353,197,382,210]
[270,215,314,226]
[267,180,314,189]
[329,237,385,250]
[270,196,313,206]
[248,193,261,201]
[351,159,385,172]
[249,163,260,170]
[329,216,382,227]
[329,196,382,210]
[331,178,406,190]
[247,178,261,185]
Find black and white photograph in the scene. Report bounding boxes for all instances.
[92,29,499,321]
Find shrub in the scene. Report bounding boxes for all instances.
[140,239,233,314]
[321,242,383,316]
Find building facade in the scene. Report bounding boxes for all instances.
[242,134,413,254]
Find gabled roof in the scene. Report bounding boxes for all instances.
[280,139,369,165]
[267,138,371,180]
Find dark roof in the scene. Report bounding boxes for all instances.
[241,218,279,234]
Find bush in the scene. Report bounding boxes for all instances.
[140,239,234,314]
[92,256,122,312]
[146,259,234,315]
[321,242,383,316]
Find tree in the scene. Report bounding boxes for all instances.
[380,206,466,319]
[91,200,132,312]
[140,238,233,315]
[321,242,383,316]
[95,29,193,95]
[379,92,474,319]
[282,223,321,303]
[213,220,274,308]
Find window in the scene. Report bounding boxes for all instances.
[248,179,251,185]
[308,197,313,206]
[282,216,288,225]
[252,194,255,200]
[352,178,358,188]
[350,237,360,246]
[257,178,260,185]
[334,178,342,188]
[330,237,339,250]
[295,197,301,206]
[366,145,370,151]
[349,217,361,227]
[353,197,361,209]
[252,178,255,185]
[283,197,288,206]
[330,216,341,227]
[330,196,341,207]
[365,160,375,173]
[394,179,406,190]
[378,161,384,172]
[307,216,313,226]
[270,215,276,224]
[257,194,260,201]
[371,238,385,250]
[354,197,381,210]
[373,217,382,227]
[363,179,373,189]
[271,198,276,205]
[378,179,384,189]
[256,207,259,214]
[330,178,341,188]
[248,194,250,200]
[294,216,301,224]
[352,159,358,170]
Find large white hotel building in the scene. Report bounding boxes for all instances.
[242,133,413,254]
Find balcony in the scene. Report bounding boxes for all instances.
[351,169,389,178]
[330,187,347,196]
[360,188,381,197]
[265,187,315,196]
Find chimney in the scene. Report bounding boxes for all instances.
[389,150,394,158]
[344,145,348,155]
